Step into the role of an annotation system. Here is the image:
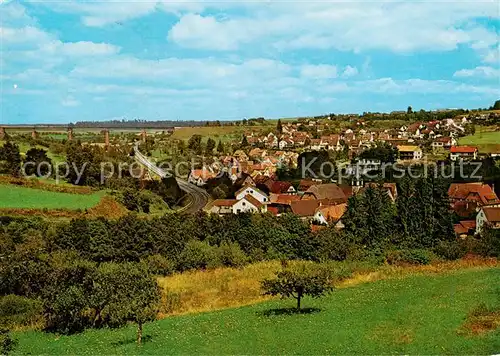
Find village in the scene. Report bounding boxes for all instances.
[185,111,500,238]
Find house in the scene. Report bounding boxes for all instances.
[291,199,323,220]
[235,184,269,203]
[302,183,348,203]
[248,148,266,159]
[233,195,267,214]
[397,145,423,160]
[320,135,342,151]
[309,139,322,151]
[450,146,478,161]
[453,220,476,237]
[269,181,296,194]
[233,150,249,162]
[207,199,235,215]
[407,122,423,137]
[188,168,217,186]
[298,179,321,193]
[448,183,499,216]
[313,203,347,227]
[476,206,500,234]
[431,136,456,150]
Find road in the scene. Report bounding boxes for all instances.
[133,145,211,214]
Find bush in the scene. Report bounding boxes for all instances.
[177,240,220,271]
[385,249,433,265]
[434,240,468,260]
[142,254,175,276]
[0,295,43,329]
[216,242,248,268]
[0,329,17,355]
[474,228,500,257]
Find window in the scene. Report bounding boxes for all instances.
[242,202,246,206]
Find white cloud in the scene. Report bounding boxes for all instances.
[300,64,338,79]
[52,41,121,57]
[0,26,51,44]
[482,47,500,64]
[454,66,500,79]
[61,96,80,107]
[342,65,359,78]
[43,1,208,27]
[167,2,498,54]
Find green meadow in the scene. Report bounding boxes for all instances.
[0,185,104,210]
[14,267,500,355]
[459,128,500,153]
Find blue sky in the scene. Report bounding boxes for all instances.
[1,0,499,124]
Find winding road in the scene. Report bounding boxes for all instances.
[133,145,210,214]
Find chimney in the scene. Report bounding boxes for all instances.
[0,127,5,140]
[31,128,38,139]
[67,127,73,141]
[104,129,110,148]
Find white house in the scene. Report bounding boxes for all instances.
[232,195,267,214]
[235,185,269,203]
[476,206,500,234]
[313,203,347,226]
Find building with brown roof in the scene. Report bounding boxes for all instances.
[302,183,347,203]
[448,183,499,216]
[476,206,500,234]
[450,146,478,161]
[453,220,476,237]
[313,203,347,226]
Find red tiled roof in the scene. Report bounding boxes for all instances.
[316,203,347,222]
[303,183,347,202]
[450,146,477,153]
[242,194,263,209]
[270,194,301,205]
[270,181,293,194]
[483,206,500,223]
[298,179,321,191]
[267,206,280,216]
[448,183,499,206]
[291,199,321,217]
[210,199,236,207]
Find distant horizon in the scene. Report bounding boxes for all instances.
[2,105,496,128]
[2,1,499,125]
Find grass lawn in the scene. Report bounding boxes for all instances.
[0,184,105,210]
[459,127,500,153]
[14,267,500,355]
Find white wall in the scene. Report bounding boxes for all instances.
[236,187,268,203]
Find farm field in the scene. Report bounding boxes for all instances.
[14,266,500,355]
[0,184,105,210]
[458,127,500,153]
[170,125,270,143]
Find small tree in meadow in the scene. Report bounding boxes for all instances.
[261,264,334,310]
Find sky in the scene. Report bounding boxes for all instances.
[1,0,499,124]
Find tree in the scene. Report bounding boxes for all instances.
[24,148,52,177]
[205,138,216,155]
[216,140,224,153]
[0,141,21,176]
[492,100,500,110]
[277,119,283,134]
[188,135,203,154]
[407,106,413,114]
[358,142,398,163]
[261,263,334,310]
